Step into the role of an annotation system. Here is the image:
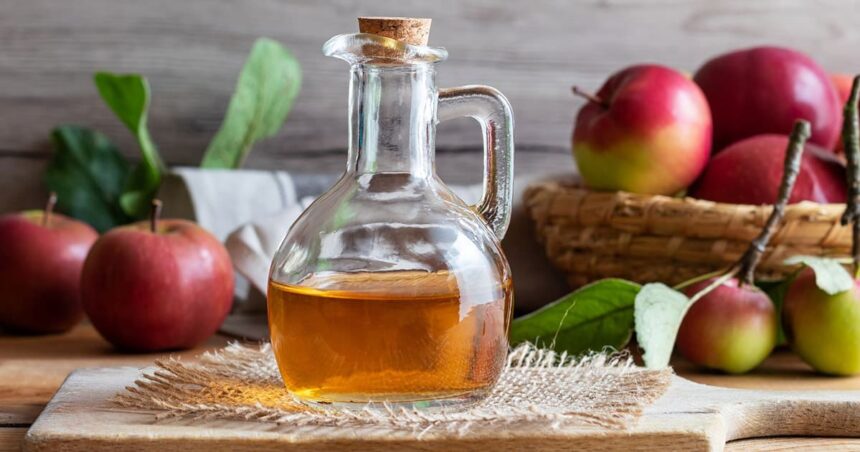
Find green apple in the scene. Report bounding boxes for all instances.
[783,269,860,375]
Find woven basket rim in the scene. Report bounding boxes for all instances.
[526,178,847,211]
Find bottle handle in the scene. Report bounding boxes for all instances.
[437,86,515,239]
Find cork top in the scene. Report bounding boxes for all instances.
[358,17,431,46]
[323,18,447,65]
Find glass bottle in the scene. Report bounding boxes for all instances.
[268,18,515,408]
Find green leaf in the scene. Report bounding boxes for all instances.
[93,72,163,219]
[510,279,641,355]
[784,255,853,295]
[634,283,691,369]
[200,38,302,169]
[44,125,133,232]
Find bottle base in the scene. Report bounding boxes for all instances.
[289,387,492,411]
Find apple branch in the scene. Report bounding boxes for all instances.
[150,199,163,233]
[43,192,57,227]
[571,86,608,108]
[737,120,810,286]
[840,75,860,276]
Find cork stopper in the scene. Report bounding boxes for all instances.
[358,17,431,46]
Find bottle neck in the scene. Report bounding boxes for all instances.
[346,64,436,178]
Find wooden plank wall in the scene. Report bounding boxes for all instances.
[2,0,859,211]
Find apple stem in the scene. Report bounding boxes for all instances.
[840,75,860,277]
[571,86,608,108]
[150,199,163,233]
[43,192,57,227]
[737,120,810,286]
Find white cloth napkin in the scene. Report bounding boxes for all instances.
[159,168,569,319]
[159,167,303,241]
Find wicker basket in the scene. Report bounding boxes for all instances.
[525,179,853,288]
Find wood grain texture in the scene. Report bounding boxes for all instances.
[1,0,859,163]
[0,429,27,452]
[0,323,229,427]
[1,325,859,451]
[727,438,860,451]
[20,368,860,451]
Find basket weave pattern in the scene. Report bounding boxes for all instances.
[525,180,852,287]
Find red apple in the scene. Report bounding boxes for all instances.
[572,64,712,195]
[81,203,234,351]
[0,196,98,334]
[690,134,847,205]
[831,73,853,154]
[677,278,777,373]
[783,269,860,375]
[694,46,841,152]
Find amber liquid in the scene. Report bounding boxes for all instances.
[267,271,512,405]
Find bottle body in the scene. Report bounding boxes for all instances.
[268,175,513,406]
[268,31,515,407]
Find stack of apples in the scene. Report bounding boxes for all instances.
[572,46,859,375]
[0,198,234,352]
[573,47,847,203]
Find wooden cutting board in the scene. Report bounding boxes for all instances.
[22,367,860,451]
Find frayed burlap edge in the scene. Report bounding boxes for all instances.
[114,343,672,436]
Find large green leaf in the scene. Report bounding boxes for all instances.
[510,279,641,355]
[200,38,302,169]
[93,72,163,219]
[44,125,132,232]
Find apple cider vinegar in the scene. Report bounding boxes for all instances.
[267,271,512,405]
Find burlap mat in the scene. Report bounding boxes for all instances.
[114,343,672,435]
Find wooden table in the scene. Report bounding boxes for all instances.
[2,325,859,451]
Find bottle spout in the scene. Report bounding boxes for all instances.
[323,17,448,65]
